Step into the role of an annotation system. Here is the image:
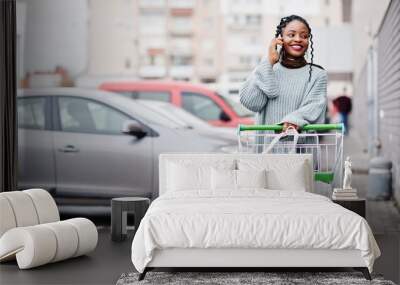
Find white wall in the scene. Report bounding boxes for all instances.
[352,0,390,82]
[312,26,353,73]
[19,0,88,77]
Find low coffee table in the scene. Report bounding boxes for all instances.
[111,197,150,242]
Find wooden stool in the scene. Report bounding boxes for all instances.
[332,198,366,218]
[111,197,150,242]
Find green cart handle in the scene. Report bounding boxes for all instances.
[238,123,343,132]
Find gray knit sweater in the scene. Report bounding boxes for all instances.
[239,57,328,127]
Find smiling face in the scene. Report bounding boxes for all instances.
[281,20,310,58]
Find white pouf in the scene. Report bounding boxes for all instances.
[0,225,57,268]
[0,218,98,269]
[24,188,60,223]
[1,191,39,227]
[65,218,98,257]
[0,189,98,269]
[0,196,17,237]
[42,221,79,262]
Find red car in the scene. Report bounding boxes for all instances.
[100,81,254,127]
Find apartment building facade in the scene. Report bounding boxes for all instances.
[86,0,354,96]
[17,0,355,99]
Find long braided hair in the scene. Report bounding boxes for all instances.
[275,15,314,82]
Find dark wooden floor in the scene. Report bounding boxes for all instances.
[1,171,399,285]
[0,226,134,285]
[1,225,398,285]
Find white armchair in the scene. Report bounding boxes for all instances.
[0,189,98,269]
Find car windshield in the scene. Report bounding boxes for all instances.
[216,93,254,117]
[137,100,210,129]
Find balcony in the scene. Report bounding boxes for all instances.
[169,41,193,56]
[169,0,195,9]
[227,14,262,31]
[170,65,194,78]
[198,66,218,79]
[169,26,193,36]
[169,15,193,36]
[139,0,166,9]
[227,61,254,72]
[170,8,193,17]
[228,23,260,31]
[139,65,167,78]
[139,38,167,54]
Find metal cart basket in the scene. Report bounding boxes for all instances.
[237,124,344,187]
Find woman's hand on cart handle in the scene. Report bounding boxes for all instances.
[282,122,299,132]
[269,37,284,65]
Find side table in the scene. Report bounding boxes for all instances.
[111,197,150,242]
[332,198,366,218]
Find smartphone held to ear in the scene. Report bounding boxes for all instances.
[275,36,283,53]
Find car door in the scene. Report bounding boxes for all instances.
[52,96,153,198]
[17,96,56,191]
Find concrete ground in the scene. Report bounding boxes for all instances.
[343,129,400,284]
[1,130,399,285]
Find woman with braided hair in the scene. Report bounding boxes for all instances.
[240,15,327,131]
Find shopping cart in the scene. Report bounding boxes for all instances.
[237,123,344,187]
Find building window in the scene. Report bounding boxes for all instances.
[204,58,214,66]
[233,14,240,24]
[141,53,165,66]
[201,78,216,83]
[239,56,251,65]
[245,14,262,26]
[17,97,46,130]
[249,36,259,44]
[170,55,193,66]
[342,0,352,23]
[170,16,192,32]
[125,58,131,69]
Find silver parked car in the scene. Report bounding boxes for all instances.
[17,88,238,215]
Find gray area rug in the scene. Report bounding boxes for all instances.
[117,271,396,285]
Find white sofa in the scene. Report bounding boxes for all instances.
[0,189,98,269]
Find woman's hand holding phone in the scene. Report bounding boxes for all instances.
[268,36,283,65]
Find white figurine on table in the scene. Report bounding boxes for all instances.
[343,156,352,190]
[332,156,358,200]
